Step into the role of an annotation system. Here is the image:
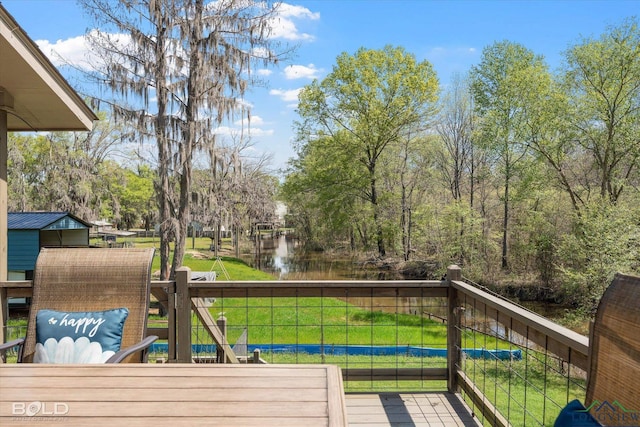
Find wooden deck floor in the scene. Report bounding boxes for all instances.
[346,392,481,427]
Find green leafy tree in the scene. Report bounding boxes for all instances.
[7,133,35,212]
[117,166,156,230]
[295,45,439,257]
[557,199,640,313]
[434,74,483,265]
[283,132,367,250]
[7,114,127,220]
[471,41,547,270]
[562,17,640,205]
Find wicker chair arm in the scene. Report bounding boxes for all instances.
[106,335,158,364]
[0,338,25,362]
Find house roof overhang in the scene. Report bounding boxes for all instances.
[0,5,98,131]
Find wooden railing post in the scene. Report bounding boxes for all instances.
[216,315,227,363]
[167,286,177,362]
[447,264,462,393]
[176,267,192,363]
[0,284,7,362]
[0,285,7,346]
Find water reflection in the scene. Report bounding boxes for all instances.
[243,234,400,280]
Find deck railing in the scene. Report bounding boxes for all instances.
[449,270,588,426]
[0,265,589,426]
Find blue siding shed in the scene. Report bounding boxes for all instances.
[8,212,91,273]
[8,229,39,271]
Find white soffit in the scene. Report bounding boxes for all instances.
[0,5,97,131]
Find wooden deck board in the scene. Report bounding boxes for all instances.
[5,387,329,402]
[5,375,328,388]
[0,364,329,377]
[346,392,481,427]
[5,417,333,426]
[1,401,330,417]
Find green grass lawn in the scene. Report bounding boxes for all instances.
[202,296,510,351]
[208,296,448,345]
[99,235,273,281]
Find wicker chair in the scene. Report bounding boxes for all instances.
[586,272,640,410]
[0,247,158,363]
[555,272,640,426]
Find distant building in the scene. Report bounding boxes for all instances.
[8,212,90,280]
[275,202,288,227]
[90,219,136,244]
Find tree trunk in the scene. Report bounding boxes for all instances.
[401,185,410,262]
[501,174,509,270]
[370,173,385,257]
[171,0,202,277]
[172,158,191,277]
[153,4,172,280]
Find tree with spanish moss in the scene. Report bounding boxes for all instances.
[80,0,285,278]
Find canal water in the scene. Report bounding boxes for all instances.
[240,234,401,281]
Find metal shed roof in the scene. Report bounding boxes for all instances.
[8,212,91,230]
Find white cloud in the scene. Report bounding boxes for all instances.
[234,115,266,126]
[247,127,275,137]
[234,98,254,110]
[213,126,237,136]
[257,69,273,76]
[217,115,273,138]
[35,31,133,72]
[251,46,273,59]
[283,64,320,80]
[36,35,93,69]
[278,3,321,20]
[270,88,302,102]
[268,3,319,41]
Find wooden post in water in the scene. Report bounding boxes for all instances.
[447,264,462,393]
[176,267,192,363]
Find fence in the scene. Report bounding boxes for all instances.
[0,265,589,425]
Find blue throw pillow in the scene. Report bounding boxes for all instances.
[554,399,602,427]
[34,308,129,363]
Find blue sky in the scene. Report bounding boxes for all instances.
[2,0,637,173]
